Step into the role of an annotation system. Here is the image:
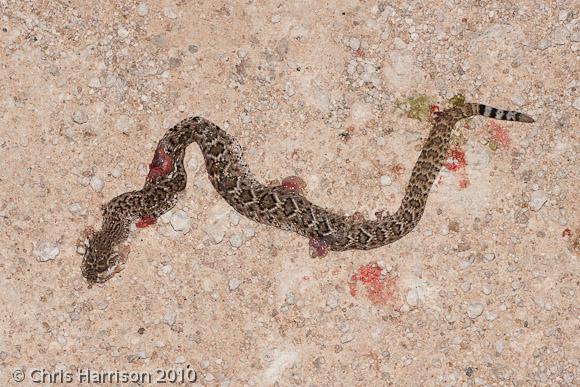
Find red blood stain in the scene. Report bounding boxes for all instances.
[430,104,442,117]
[443,148,467,172]
[136,215,157,228]
[354,48,365,57]
[562,228,572,237]
[309,238,328,258]
[459,178,470,189]
[147,141,173,182]
[489,121,510,148]
[280,175,307,195]
[349,263,397,306]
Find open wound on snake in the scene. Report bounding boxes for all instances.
[136,141,174,228]
[147,140,173,182]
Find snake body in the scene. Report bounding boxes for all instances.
[81,102,534,284]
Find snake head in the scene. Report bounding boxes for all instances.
[81,231,124,285]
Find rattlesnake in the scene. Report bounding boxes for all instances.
[81,102,534,284]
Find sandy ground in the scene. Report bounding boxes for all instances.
[1,1,578,386]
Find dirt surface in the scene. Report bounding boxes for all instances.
[1,1,578,386]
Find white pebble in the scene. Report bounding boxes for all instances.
[495,340,504,354]
[228,278,241,291]
[461,282,471,293]
[242,227,255,239]
[170,210,191,233]
[33,241,60,262]
[379,175,392,186]
[558,10,568,21]
[237,48,247,58]
[229,234,242,248]
[511,280,521,290]
[117,26,129,38]
[163,308,177,325]
[90,176,103,192]
[485,311,497,321]
[187,157,198,172]
[72,110,88,124]
[229,211,240,226]
[163,7,177,19]
[529,191,547,211]
[111,166,122,178]
[349,37,360,51]
[88,77,101,88]
[573,96,580,111]
[467,303,484,319]
[271,14,281,23]
[511,95,525,106]
[136,3,149,16]
[482,285,492,295]
[340,332,354,343]
[175,355,186,364]
[326,294,339,309]
[406,289,418,306]
[483,252,495,262]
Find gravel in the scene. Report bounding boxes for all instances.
[228,278,241,291]
[467,303,484,319]
[33,241,60,262]
[163,308,177,326]
[170,210,191,233]
[529,190,547,211]
[90,176,103,192]
[229,234,242,248]
[136,3,148,16]
[72,110,88,124]
[380,175,392,186]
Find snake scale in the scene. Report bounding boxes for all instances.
[81,102,534,284]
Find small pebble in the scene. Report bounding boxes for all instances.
[170,210,191,233]
[229,211,240,226]
[33,241,60,262]
[511,279,521,290]
[136,3,149,16]
[467,303,484,319]
[90,176,103,192]
[572,96,580,111]
[88,77,101,88]
[485,311,497,321]
[511,95,525,106]
[175,355,186,364]
[228,278,241,291]
[483,252,495,262]
[340,332,354,344]
[529,190,547,211]
[163,308,177,326]
[406,289,418,306]
[111,166,122,178]
[229,234,242,248]
[163,7,177,19]
[117,26,129,38]
[379,175,392,186]
[326,294,339,309]
[461,282,471,293]
[72,110,88,124]
[349,37,361,50]
[495,340,504,354]
[271,14,281,23]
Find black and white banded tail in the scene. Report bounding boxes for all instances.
[469,103,535,123]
